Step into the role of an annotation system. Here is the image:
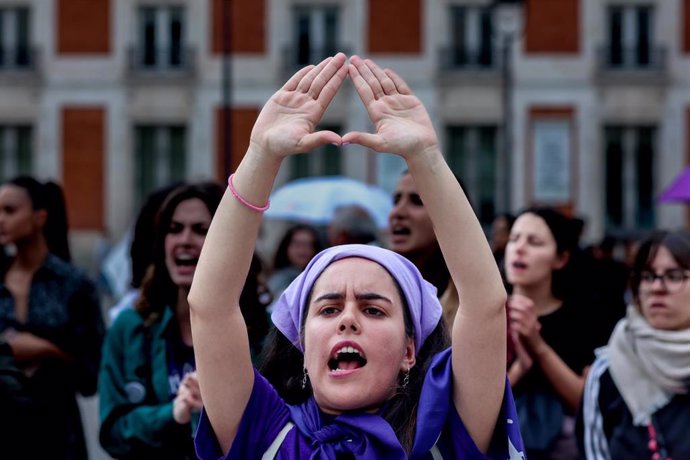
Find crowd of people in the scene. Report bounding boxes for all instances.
[0,53,688,459]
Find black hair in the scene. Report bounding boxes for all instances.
[513,206,578,300]
[136,182,224,320]
[241,253,272,357]
[130,182,183,289]
[273,224,323,271]
[630,230,690,302]
[392,171,451,295]
[258,264,450,454]
[7,176,71,262]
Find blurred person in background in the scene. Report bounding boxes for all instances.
[0,175,104,460]
[108,182,182,323]
[327,204,380,246]
[267,223,322,303]
[388,170,459,330]
[505,207,604,460]
[579,230,690,460]
[99,182,273,459]
[99,182,222,459]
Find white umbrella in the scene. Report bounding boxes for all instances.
[265,176,392,228]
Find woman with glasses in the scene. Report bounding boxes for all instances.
[580,230,690,460]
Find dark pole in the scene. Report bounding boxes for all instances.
[502,33,513,213]
[221,0,233,177]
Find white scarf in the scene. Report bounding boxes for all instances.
[606,305,690,426]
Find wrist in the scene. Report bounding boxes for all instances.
[242,139,285,166]
[530,339,550,360]
[243,143,284,171]
[404,145,444,170]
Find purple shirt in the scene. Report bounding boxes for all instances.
[195,349,525,459]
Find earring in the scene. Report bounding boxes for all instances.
[302,368,308,390]
[401,369,410,391]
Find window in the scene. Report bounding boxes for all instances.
[0,7,30,70]
[606,5,655,68]
[446,126,500,225]
[0,126,32,181]
[289,125,342,179]
[446,5,495,69]
[293,6,339,67]
[135,126,186,206]
[604,126,655,231]
[135,6,185,69]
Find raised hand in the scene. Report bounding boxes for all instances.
[343,55,439,159]
[249,53,349,158]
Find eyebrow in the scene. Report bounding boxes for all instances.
[313,292,393,304]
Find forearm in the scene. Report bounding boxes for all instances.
[188,148,281,453]
[533,343,585,412]
[406,150,506,316]
[6,332,71,363]
[190,149,281,315]
[407,150,506,452]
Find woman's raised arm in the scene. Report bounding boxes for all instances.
[343,56,507,453]
[188,53,348,454]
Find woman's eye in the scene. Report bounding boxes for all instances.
[192,224,209,236]
[410,194,424,206]
[364,307,384,317]
[666,269,685,282]
[168,223,183,234]
[320,306,339,316]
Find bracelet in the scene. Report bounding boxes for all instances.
[227,173,270,212]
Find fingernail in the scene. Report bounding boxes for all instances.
[342,142,351,146]
[331,142,340,146]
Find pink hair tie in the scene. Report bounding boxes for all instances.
[227,173,270,212]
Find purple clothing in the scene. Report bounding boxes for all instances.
[195,349,525,459]
[271,244,442,353]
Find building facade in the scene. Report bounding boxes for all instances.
[0,0,689,267]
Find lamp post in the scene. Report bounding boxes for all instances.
[492,0,522,214]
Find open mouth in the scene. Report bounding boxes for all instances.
[175,254,199,267]
[328,345,368,372]
[391,225,410,236]
[512,261,527,270]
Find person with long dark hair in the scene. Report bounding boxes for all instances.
[190,53,524,459]
[99,182,270,459]
[108,182,183,323]
[0,175,104,460]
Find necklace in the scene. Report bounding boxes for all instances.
[647,419,672,460]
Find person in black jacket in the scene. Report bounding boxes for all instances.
[0,176,104,460]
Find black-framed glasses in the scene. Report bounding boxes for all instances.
[638,268,690,294]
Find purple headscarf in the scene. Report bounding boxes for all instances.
[271,244,442,353]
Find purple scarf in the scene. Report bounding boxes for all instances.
[288,398,407,459]
[271,244,442,352]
